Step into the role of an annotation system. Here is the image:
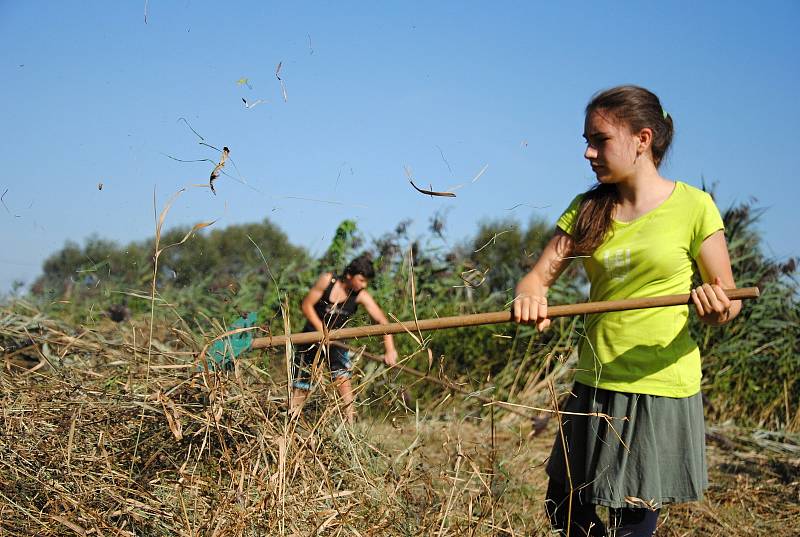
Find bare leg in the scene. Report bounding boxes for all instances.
[289,388,309,418]
[333,377,356,424]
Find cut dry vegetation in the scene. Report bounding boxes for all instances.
[2,307,797,536]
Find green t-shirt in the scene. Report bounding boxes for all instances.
[557,181,724,397]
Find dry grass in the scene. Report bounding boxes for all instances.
[1,305,798,536]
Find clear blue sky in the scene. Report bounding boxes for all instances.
[2,1,798,292]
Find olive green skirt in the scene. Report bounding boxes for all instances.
[546,382,708,509]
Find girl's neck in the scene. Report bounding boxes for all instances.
[616,167,671,206]
[611,166,675,222]
[338,277,353,293]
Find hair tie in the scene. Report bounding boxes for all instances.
[662,108,669,119]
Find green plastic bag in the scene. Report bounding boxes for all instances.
[203,312,258,371]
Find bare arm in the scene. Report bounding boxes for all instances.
[513,229,575,331]
[357,290,398,366]
[692,230,742,326]
[301,273,333,332]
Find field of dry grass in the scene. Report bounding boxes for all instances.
[1,312,798,536]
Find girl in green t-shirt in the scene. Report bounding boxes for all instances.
[513,85,741,536]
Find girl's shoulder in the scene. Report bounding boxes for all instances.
[354,288,370,303]
[671,181,719,213]
[674,180,714,201]
[313,272,335,290]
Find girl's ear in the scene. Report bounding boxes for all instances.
[636,127,654,154]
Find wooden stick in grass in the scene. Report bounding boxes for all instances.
[252,287,759,349]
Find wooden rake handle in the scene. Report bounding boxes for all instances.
[252,287,759,349]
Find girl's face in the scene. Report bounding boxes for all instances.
[582,109,640,184]
[344,273,369,292]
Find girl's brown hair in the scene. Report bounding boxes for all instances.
[572,85,674,254]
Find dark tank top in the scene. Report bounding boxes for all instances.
[305,276,361,331]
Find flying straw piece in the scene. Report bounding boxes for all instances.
[282,196,368,208]
[408,180,457,198]
[436,145,453,174]
[242,98,265,109]
[160,153,213,165]
[456,267,490,288]
[209,147,230,195]
[405,166,456,197]
[474,230,511,252]
[443,183,465,193]
[173,118,261,194]
[177,117,204,141]
[506,202,550,211]
[1,189,20,217]
[275,61,288,102]
[471,163,489,183]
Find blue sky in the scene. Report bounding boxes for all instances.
[1,1,798,292]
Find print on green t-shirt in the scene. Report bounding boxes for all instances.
[556,181,724,397]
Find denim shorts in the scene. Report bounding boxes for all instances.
[292,344,353,390]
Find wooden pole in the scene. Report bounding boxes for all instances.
[252,287,759,349]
